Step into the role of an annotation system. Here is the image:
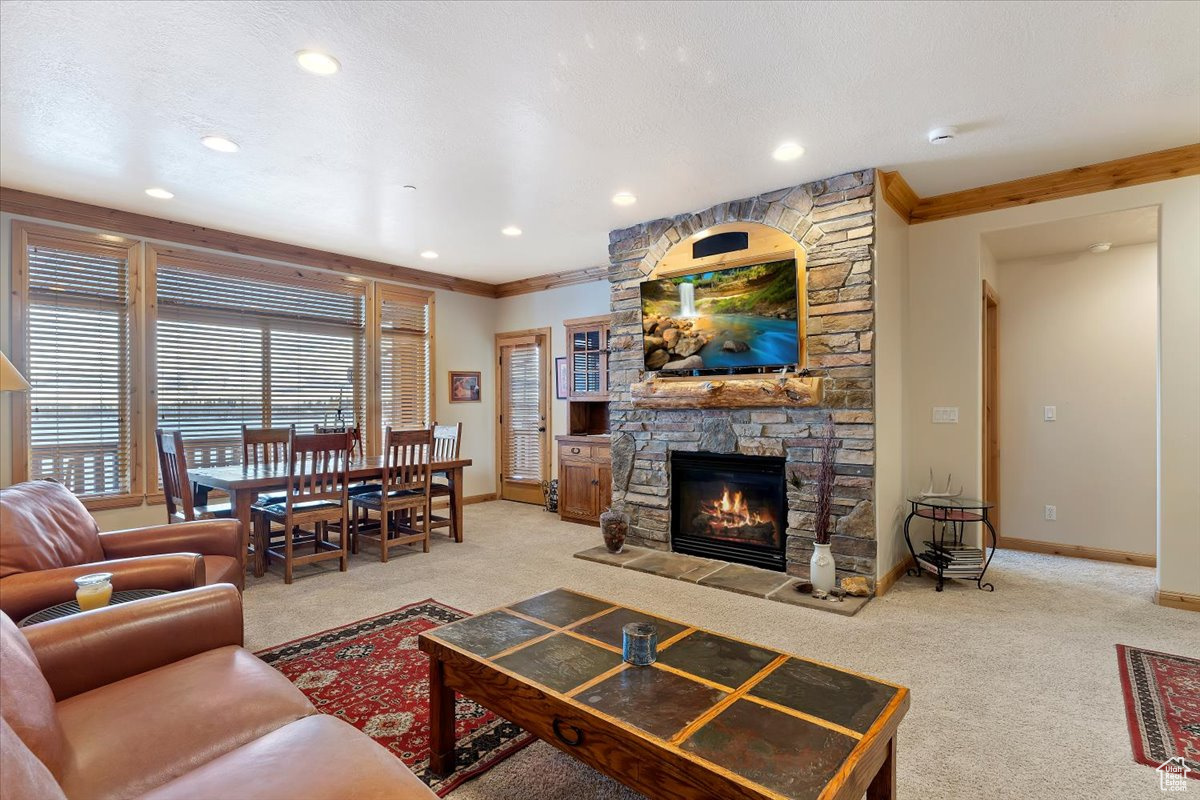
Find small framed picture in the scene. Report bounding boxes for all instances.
[449,371,481,403]
[555,357,568,400]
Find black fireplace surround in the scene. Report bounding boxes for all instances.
[670,451,787,572]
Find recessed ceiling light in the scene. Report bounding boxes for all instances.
[928,126,958,144]
[201,135,240,153]
[612,192,637,206]
[145,187,174,199]
[501,226,523,237]
[420,250,439,259]
[772,142,805,161]
[1087,242,1113,254]
[296,50,341,75]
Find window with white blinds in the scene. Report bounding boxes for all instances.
[501,341,542,481]
[24,237,136,498]
[155,253,365,470]
[379,288,432,436]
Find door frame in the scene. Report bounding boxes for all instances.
[982,280,1000,541]
[494,327,552,503]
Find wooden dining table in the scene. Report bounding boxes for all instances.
[189,456,472,576]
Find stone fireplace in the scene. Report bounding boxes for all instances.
[671,451,787,572]
[606,170,879,585]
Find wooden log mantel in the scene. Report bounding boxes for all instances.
[630,375,824,409]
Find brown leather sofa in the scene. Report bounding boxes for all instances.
[0,585,436,800]
[0,480,244,621]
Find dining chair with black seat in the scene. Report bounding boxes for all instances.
[156,429,232,523]
[426,422,462,541]
[252,430,352,584]
[351,428,433,562]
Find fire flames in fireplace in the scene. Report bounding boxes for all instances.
[698,485,776,539]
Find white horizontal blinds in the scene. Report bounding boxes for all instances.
[502,342,541,481]
[379,290,431,435]
[155,256,365,470]
[571,328,602,393]
[25,240,132,497]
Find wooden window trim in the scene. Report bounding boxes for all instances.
[10,220,440,502]
[10,221,145,506]
[371,285,436,455]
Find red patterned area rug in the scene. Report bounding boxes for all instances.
[257,600,534,796]
[1117,644,1200,778]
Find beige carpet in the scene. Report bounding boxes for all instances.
[243,501,1198,800]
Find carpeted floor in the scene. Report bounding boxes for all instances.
[243,500,1199,800]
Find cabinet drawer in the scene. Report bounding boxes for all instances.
[560,443,594,460]
[592,446,611,460]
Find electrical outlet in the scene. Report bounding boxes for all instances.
[932,406,959,424]
[1044,505,1056,521]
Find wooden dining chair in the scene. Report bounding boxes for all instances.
[242,424,292,467]
[156,429,232,523]
[313,424,363,460]
[252,430,352,584]
[426,422,462,540]
[351,428,433,562]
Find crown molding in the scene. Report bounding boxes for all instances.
[0,186,498,297]
[877,170,919,223]
[903,143,1200,224]
[493,264,608,298]
[8,144,1195,300]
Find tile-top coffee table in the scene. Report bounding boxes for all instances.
[418,588,909,800]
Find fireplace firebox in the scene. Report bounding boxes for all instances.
[670,451,787,572]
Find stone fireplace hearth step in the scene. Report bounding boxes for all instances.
[574,546,870,617]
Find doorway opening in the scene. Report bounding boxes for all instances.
[979,206,1159,565]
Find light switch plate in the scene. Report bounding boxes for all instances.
[1044,405,1057,421]
[932,406,959,424]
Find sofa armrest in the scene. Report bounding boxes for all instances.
[22,584,244,701]
[0,554,205,621]
[100,519,242,561]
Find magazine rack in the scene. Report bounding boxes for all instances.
[903,496,997,592]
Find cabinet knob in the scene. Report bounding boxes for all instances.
[591,479,599,486]
[570,447,581,454]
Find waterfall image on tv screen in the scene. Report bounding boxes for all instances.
[640,258,799,371]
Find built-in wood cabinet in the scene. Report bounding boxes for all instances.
[566,316,609,400]
[557,435,611,525]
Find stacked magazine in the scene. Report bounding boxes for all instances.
[919,540,984,576]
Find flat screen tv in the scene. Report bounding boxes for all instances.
[640,258,799,372]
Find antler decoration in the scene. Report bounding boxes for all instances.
[920,467,962,498]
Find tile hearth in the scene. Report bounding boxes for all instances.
[574,545,870,617]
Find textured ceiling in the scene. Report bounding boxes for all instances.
[1,1,1197,282]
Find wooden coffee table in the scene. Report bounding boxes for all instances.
[418,588,909,800]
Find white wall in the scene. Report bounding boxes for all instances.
[873,186,910,584]
[0,212,498,530]
[494,280,611,476]
[906,177,1200,599]
[997,243,1157,555]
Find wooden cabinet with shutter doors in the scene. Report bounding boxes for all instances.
[557,434,611,525]
[565,315,610,400]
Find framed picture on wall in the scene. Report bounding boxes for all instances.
[449,371,481,403]
[555,357,568,400]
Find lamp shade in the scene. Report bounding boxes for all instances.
[0,352,31,392]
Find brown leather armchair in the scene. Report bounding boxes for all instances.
[1,585,437,799]
[0,480,244,621]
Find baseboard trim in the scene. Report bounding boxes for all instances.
[463,493,497,505]
[1155,590,1200,613]
[876,555,915,597]
[1000,537,1155,567]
